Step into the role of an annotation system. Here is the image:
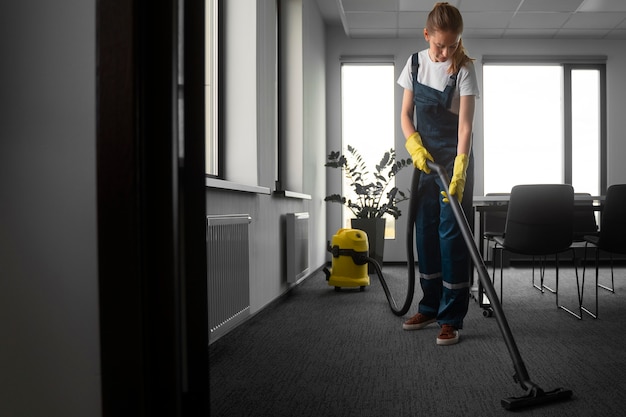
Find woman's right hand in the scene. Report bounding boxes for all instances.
[405,132,434,174]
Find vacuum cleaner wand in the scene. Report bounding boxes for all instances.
[426,160,573,411]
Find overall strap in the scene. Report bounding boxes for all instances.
[447,73,458,87]
[411,52,419,84]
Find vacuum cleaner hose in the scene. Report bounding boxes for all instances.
[368,168,421,316]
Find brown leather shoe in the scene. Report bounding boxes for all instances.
[436,324,460,345]
[402,313,436,330]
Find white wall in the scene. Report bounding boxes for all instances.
[325,25,626,261]
[207,0,327,314]
[0,2,101,416]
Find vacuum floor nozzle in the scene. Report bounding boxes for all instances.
[501,387,573,411]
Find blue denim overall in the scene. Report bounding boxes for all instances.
[411,53,474,329]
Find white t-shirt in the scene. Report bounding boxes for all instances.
[397,49,480,115]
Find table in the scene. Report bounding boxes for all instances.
[473,194,604,259]
[471,194,604,314]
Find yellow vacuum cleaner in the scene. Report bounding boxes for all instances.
[323,228,370,291]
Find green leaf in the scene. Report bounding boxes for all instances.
[323,146,411,218]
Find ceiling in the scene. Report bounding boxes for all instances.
[315,0,626,39]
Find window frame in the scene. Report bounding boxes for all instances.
[563,63,607,193]
[482,56,607,195]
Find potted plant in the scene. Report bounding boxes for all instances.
[325,145,412,268]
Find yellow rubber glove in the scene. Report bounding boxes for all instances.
[405,132,434,174]
[442,153,469,204]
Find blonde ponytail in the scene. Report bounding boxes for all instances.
[449,38,474,74]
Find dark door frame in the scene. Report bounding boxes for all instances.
[96,1,207,415]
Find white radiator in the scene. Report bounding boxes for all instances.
[207,214,252,343]
[285,212,310,284]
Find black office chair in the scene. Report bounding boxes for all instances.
[572,193,599,243]
[581,184,626,318]
[492,184,582,319]
[569,192,599,271]
[481,192,510,304]
[483,192,510,261]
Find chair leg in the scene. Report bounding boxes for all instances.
[491,244,495,283]
[598,251,615,293]
[557,250,582,320]
[581,243,598,319]
[531,256,553,293]
[484,244,501,308]
[532,256,544,292]
[540,256,557,294]
[498,248,503,303]
[496,245,504,305]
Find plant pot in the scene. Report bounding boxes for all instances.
[351,218,386,273]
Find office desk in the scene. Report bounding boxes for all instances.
[471,194,603,313]
[473,194,604,259]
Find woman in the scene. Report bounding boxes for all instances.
[397,2,479,345]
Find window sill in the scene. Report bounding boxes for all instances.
[206,178,271,195]
[274,190,312,200]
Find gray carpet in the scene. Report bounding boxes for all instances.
[210,264,626,416]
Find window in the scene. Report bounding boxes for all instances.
[483,61,606,196]
[204,0,274,192]
[341,63,397,238]
[571,68,602,195]
[205,0,218,177]
[483,65,563,190]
